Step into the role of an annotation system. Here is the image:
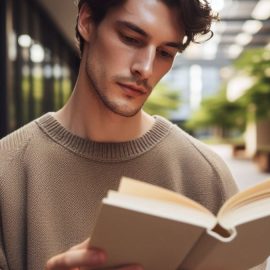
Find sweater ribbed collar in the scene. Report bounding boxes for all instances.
[36,113,172,162]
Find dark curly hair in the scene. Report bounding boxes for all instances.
[75,0,219,57]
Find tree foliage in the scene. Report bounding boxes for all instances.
[185,89,245,136]
[235,48,270,119]
[143,83,181,118]
[185,48,270,137]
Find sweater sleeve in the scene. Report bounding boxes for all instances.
[0,123,36,270]
[205,147,239,201]
[0,152,12,270]
[0,217,9,270]
[181,129,239,204]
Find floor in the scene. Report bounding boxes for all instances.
[209,144,270,190]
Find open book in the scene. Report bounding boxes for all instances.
[90,177,270,270]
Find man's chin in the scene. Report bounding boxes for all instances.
[108,104,142,118]
[100,95,144,118]
[112,108,141,118]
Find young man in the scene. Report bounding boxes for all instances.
[0,0,266,269]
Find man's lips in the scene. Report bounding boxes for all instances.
[117,82,147,95]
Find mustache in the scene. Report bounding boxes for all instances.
[114,76,152,92]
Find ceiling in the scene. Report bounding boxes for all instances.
[207,0,269,58]
[36,0,270,65]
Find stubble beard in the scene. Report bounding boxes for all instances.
[85,59,145,118]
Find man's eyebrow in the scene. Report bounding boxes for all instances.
[116,20,185,51]
[116,21,148,37]
[165,42,184,51]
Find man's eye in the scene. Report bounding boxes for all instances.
[159,50,174,59]
[120,34,142,46]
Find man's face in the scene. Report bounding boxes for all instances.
[84,0,184,117]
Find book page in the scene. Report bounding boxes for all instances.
[105,191,217,229]
[119,177,213,216]
[217,178,270,220]
[218,197,270,229]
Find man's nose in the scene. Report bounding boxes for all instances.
[131,47,156,80]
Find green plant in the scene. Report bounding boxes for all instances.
[235,48,270,120]
[185,89,245,137]
[143,82,181,118]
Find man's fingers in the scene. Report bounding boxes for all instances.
[45,248,106,270]
[69,238,91,251]
[45,238,142,270]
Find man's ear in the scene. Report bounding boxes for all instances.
[77,3,93,42]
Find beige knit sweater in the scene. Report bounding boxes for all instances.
[0,113,265,270]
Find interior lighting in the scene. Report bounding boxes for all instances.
[18,34,32,48]
[53,64,62,78]
[210,0,224,12]
[228,44,243,59]
[22,65,30,77]
[212,22,227,34]
[32,66,43,78]
[235,33,252,46]
[43,65,53,78]
[252,0,270,20]
[242,20,263,34]
[227,76,254,102]
[62,66,70,78]
[220,67,234,80]
[190,65,202,110]
[202,34,221,60]
[9,31,17,61]
[184,44,201,59]
[30,44,45,63]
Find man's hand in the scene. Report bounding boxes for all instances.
[45,238,143,270]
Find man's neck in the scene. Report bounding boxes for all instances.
[54,88,155,143]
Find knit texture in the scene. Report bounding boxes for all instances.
[0,113,264,270]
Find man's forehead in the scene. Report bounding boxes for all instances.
[107,0,185,41]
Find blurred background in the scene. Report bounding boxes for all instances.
[1,0,270,181]
[0,0,270,267]
[1,1,270,180]
[2,0,270,173]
